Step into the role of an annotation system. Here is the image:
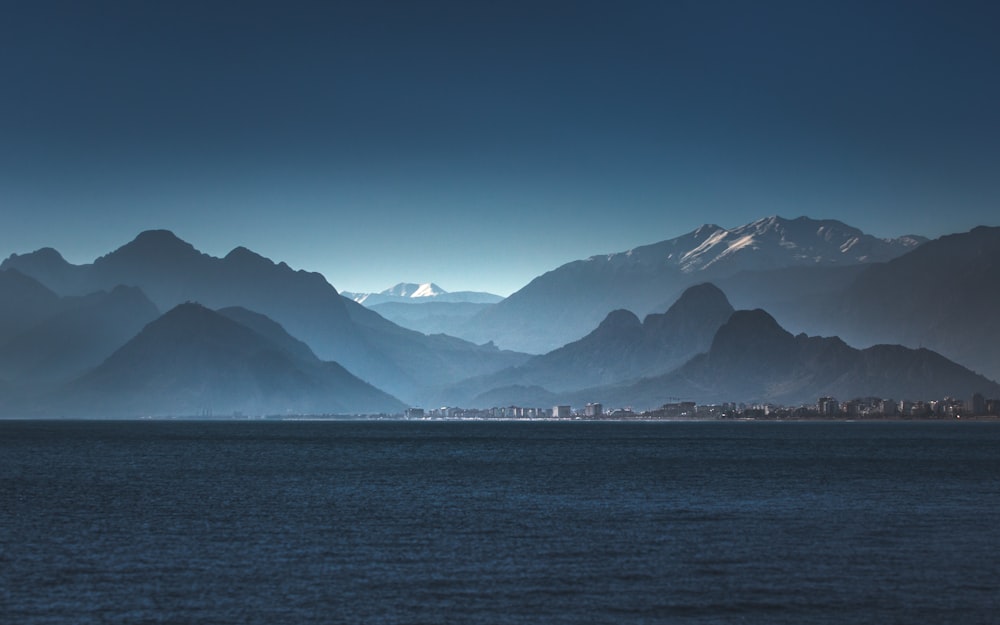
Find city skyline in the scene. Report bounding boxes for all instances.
[3,1,999,295]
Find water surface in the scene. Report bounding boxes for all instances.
[2,420,998,624]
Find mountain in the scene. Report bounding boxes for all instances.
[346,282,446,303]
[2,231,528,404]
[56,303,405,417]
[367,301,496,336]
[0,285,159,388]
[709,264,868,336]
[0,248,85,297]
[451,283,734,404]
[341,282,502,335]
[216,306,319,364]
[0,269,62,343]
[824,226,1000,381]
[456,216,924,353]
[581,309,1000,410]
[343,282,504,306]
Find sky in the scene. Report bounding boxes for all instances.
[2,0,999,296]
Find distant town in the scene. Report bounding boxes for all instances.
[403,393,1000,421]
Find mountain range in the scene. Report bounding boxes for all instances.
[454,287,999,410]
[341,283,504,335]
[454,216,926,354]
[342,282,503,306]
[2,216,997,417]
[0,283,159,389]
[447,283,734,404]
[567,308,1000,410]
[0,273,405,416]
[2,231,527,405]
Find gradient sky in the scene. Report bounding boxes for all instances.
[2,0,999,295]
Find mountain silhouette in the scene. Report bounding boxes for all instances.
[367,301,496,336]
[60,303,405,417]
[449,283,734,405]
[457,216,922,353]
[0,285,159,388]
[827,226,1000,381]
[583,308,1000,409]
[217,306,320,364]
[2,231,528,404]
[0,269,62,344]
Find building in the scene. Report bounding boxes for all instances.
[553,405,572,419]
[968,393,987,416]
[584,403,603,417]
[817,397,839,416]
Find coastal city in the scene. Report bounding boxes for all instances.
[405,393,1000,421]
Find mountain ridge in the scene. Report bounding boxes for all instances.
[446,283,735,405]
[343,282,504,306]
[2,231,528,404]
[455,215,924,353]
[58,302,405,417]
[566,308,1000,410]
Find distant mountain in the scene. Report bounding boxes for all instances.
[346,282,446,303]
[0,269,62,344]
[823,226,1000,382]
[471,385,558,409]
[57,303,405,417]
[343,282,503,306]
[2,231,528,404]
[0,285,159,388]
[457,216,924,353]
[709,264,868,336]
[368,301,495,336]
[450,283,734,404]
[0,248,85,297]
[579,309,1000,410]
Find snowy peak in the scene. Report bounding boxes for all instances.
[597,215,925,276]
[345,282,445,304]
[344,283,503,306]
[384,282,446,298]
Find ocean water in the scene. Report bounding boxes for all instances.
[1,420,998,624]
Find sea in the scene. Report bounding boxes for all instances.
[1,419,998,624]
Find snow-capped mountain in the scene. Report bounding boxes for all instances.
[594,216,925,276]
[386,282,446,298]
[344,283,503,306]
[456,216,926,353]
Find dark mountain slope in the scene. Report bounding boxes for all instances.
[59,303,404,417]
[830,226,1000,381]
[0,269,62,343]
[217,306,319,364]
[0,286,159,387]
[0,249,84,297]
[451,283,734,405]
[2,231,528,403]
[584,309,1000,410]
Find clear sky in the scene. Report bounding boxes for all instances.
[2,0,998,296]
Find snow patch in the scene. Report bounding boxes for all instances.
[410,283,442,298]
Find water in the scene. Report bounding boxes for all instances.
[2,420,998,624]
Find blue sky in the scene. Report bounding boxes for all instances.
[2,0,999,295]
